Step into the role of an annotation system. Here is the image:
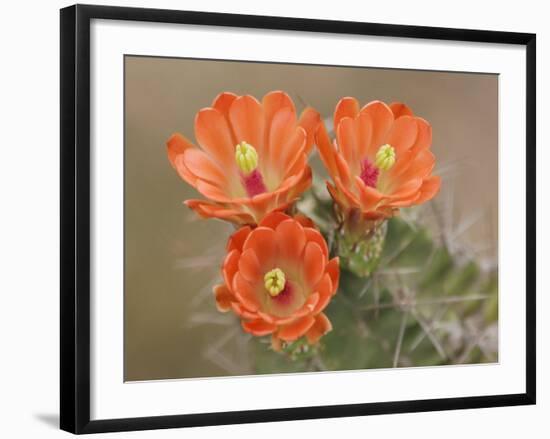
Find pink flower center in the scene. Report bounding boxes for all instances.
[242,169,267,197]
[360,158,380,188]
[270,281,293,305]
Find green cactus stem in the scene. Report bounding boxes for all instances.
[335,209,388,278]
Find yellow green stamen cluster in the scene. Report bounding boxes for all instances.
[264,268,286,297]
[375,144,396,171]
[235,141,258,174]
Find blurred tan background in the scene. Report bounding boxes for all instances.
[124,56,498,381]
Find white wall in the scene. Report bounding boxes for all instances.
[0,0,546,437]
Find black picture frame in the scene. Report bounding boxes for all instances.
[60,4,536,434]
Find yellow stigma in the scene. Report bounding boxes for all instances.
[264,268,286,297]
[375,144,396,171]
[235,141,258,174]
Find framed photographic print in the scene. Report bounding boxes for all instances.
[60,4,536,434]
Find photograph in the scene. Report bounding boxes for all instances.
[124,56,499,381]
[0,0,542,437]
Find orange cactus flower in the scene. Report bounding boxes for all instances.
[213,212,340,349]
[167,91,320,225]
[316,98,441,219]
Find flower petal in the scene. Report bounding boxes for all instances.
[392,149,435,184]
[280,128,307,175]
[325,257,340,295]
[232,272,260,312]
[185,199,253,223]
[277,315,316,341]
[257,310,276,324]
[238,249,262,283]
[360,101,394,154]
[268,107,298,168]
[283,149,309,181]
[275,219,307,261]
[334,97,360,131]
[195,180,231,202]
[387,178,423,201]
[174,155,197,186]
[315,123,339,179]
[386,118,431,178]
[336,117,358,167]
[242,191,276,213]
[304,241,325,287]
[386,192,421,207]
[385,115,418,156]
[355,176,384,210]
[259,211,291,230]
[334,153,353,187]
[312,273,333,313]
[213,284,233,312]
[355,112,373,161]
[227,226,252,252]
[212,92,238,120]
[305,313,332,344]
[294,292,320,317]
[389,102,414,119]
[262,91,295,117]
[304,228,329,259]
[182,148,227,186]
[195,108,236,168]
[286,165,312,200]
[298,107,321,154]
[411,117,432,153]
[231,302,258,320]
[242,319,277,336]
[326,181,347,209]
[334,176,360,207]
[262,91,296,157]
[242,227,277,268]
[223,249,240,290]
[295,214,316,229]
[229,95,264,151]
[167,132,195,168]
[415,175,441,204]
